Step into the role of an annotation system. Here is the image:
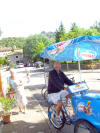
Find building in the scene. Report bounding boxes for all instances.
[8,49,23,64]
[0,48,12,57]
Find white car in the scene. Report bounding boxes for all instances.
[15,63,24,68]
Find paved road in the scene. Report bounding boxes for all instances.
[23,67,100,133]
[0,68,56,133]
[2,67,100,133]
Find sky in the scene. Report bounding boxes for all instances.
[0,0,100,38]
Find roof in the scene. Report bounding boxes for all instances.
[0,47,11,52]
[14,49,23,53]
[8,49,23,56]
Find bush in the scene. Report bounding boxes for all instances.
[0,57,8,65]
[0,97,15,115]
[9,63,15,68]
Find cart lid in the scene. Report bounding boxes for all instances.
[68,81,89,94]
[82,92,100,100]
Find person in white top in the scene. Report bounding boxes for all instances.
[8,69,27,113]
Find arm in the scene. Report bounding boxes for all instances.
[8,83,16,94]
[18,80,23,86]
[49,71,64,90]
[8,78,16,93]
[62,72,73,85]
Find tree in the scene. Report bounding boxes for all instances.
[33,42,45,60]
[90,21,100,32]
[0,37,25,49]
[71,23,79,31]
[84,28,100,36]
[0,57,8,65]
[41,31,55,39]
[23,34,51,61]
[0,28,2,37]
[55,22,67,42]
[66,23,100,40]
[34,42,45,55]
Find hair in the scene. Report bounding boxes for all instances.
[54,62,61,67]
[53,62,61,68]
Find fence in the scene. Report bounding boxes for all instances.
[61,63,100,71]
[44,62,100,72]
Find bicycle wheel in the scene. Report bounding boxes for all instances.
[48,104,65,129]
[74,120,98,133]
[44,90,48,100]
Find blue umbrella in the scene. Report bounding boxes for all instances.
[40,36,100,61]
[40,36,100,80]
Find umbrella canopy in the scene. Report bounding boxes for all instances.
[40,36,100,61]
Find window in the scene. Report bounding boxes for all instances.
[16,56,18,58]
[16,61,19,64]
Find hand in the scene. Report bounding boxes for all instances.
[64,87,68,90]
[66,93,72,98]
[10,89,16,94]
[19,80,22,83]
[19,80,23,85]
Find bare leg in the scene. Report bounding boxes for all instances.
[19,106,22,112]
[56,100,62,116]
[23,105,26,112]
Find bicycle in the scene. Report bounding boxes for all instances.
[48,81,100,133]
[41,73,49,100]
[41,85,48,100]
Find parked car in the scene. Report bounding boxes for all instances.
[34,61,44,68]
[24,64,27,67]
[32,63,37,67]
[15,63,24,68]
[27,63,34,67]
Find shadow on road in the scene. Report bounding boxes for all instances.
[24,84,47,110]
[24,84,45,91]
[1,120,52,133]
[26,96,41,110]
[34,93,48,107]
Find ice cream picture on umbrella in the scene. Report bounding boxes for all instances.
[84,101,92,115]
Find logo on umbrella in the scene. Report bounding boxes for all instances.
[75,48,97,60]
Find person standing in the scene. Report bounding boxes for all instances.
[25,68,30,83]
[8,69,27,113]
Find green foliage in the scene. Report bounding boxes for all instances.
[7,85,11,93]
[0,57,8,65]
[66,23,100,40]
[41,31,55,38]
[0,58,4,65]
[33,42,45,60]
[0,28,2,37]
[1,21,100,63]
[0,97,15,115]
[23,34,53,61]
[0,37,25,49]
[90,21,100,32]
[55,22,67,42]
[9,62,15,68]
